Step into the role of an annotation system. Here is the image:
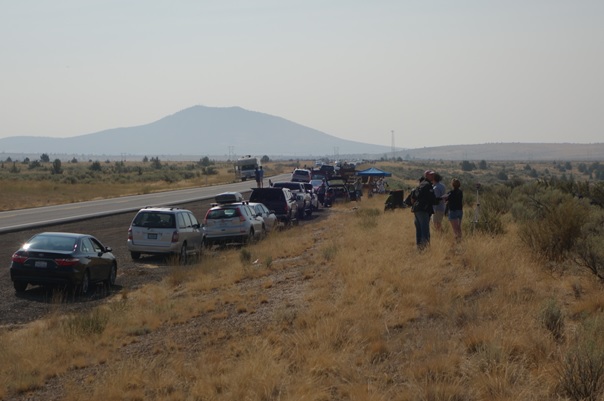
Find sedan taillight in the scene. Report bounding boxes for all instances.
[11,252,28,264]
[55,258,80,267]
[127,227,133,241]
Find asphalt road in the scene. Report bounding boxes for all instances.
[0,174,290,234]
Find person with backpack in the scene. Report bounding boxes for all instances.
[410,170,437,250]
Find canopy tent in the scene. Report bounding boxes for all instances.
[356,167,392,177]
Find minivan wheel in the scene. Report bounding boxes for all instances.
[179,243,188,265]
[130,252,141,260]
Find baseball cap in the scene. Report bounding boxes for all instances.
[424,170,435,176]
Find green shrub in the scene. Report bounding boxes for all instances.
[512,185,591,261]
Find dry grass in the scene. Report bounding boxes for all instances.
[3,192,604,399]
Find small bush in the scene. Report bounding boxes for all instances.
[557,317,604,400]
[240,248,252,264]
[541,298,564,341]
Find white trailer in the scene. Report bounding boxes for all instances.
[235,155,261,181]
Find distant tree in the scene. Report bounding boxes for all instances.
[90,161,102,172]
[5,157,12,162]
[478,160,488,170]
[51,159,63,174]
[199,156,212,167]
[150,157,162,169]
[22,157,30,164]
[28,160,41,169]
[261,155,270,163]
[524,164,532,171]
[9,162,20,173]
[142,156,149,163]
[70,157,78,163]
[497,170,508,180]
[40,153,50,163]
[564,161,572,171]
[461,160,476,171]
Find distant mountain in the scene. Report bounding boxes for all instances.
[0,106,391,158]
[1,105,602,161]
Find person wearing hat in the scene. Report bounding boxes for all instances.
[409,170,437,249]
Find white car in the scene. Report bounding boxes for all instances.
[203,202,265,246]
[248,202,278,232]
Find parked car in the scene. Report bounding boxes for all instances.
[248,202,278,232]
[127,207,203,264]
[10,232,117,294]
[271,181,312,218]
[324,178,351,207]
[249,187,298,226]
[291,168,311,183]
[317,165,336,179]
[203,202,265,246]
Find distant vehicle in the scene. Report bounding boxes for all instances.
[235,155,261,182]
[249,187,298,226]
[127,207,203,264]
[317,164,336,179]
[303,183,320,210]
[203,202,264,245]
[10,232,117,294]
[291,168,311,183]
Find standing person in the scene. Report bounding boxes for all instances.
[431,172,446,232]
[254,167,261,188]
[410,170,437,250]
[259,166,264,187]
[445,178,463,241]
[354,178,363,201]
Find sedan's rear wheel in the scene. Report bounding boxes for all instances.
[13,281,27,293]
[130,252,141,260]
[79,270,90,295]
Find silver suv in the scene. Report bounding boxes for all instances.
[127,207,203,264]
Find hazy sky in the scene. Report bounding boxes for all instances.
[1,1,602,149]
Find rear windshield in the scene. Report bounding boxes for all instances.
[132,212,176,228]
[27,234,77,252]
[206,208,240,219]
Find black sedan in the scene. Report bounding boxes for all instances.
[10,232,117,294]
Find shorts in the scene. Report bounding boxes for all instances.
[432,211,444,225]
[448,209,463,221]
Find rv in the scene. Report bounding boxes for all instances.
[235,155,261,181]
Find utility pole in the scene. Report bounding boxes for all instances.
[391,130,395,160]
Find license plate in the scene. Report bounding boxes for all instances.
[35,261,47,268]
[148,233,158,239]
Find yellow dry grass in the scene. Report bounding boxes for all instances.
[1,195,604,400]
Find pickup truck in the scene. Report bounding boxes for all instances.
[271,181,313,219]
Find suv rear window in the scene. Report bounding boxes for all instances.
[132,212,176,228]
[206,208,240,219]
